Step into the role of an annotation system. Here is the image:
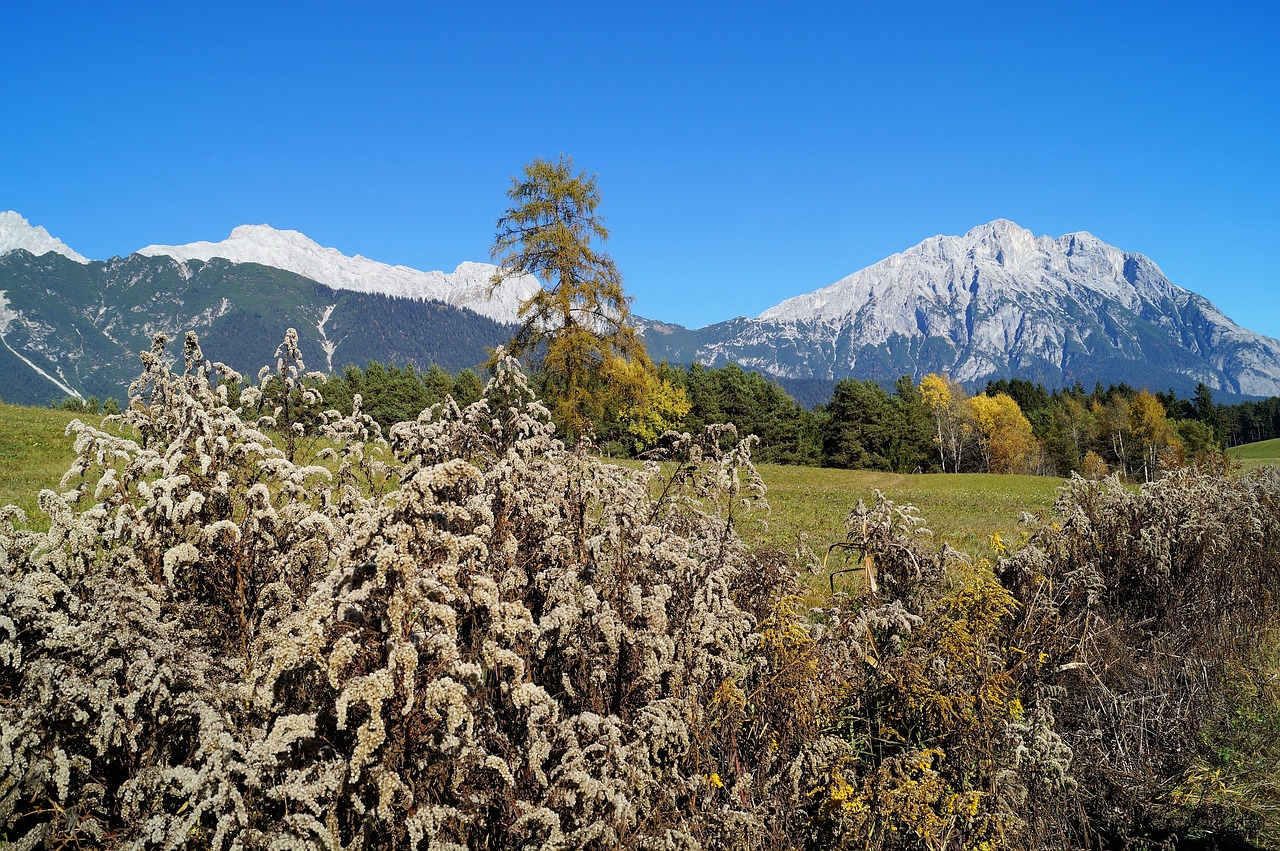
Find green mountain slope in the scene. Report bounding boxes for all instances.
[0,250,512,405]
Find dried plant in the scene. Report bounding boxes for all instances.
[1,333,797,849]
[1000,468,1280,846]
[4,331,1280,849]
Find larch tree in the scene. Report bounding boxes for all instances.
[490,155,684,442]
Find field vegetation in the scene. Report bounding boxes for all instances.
[0,402,84,523]
[750,466,1061,555]
[0,400,1060,551]
[1231,436,1280,470]
[3,330,1280,849]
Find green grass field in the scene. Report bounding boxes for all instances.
[748,464,1063,557]
[9,400,1276,559]
[1231,437,1280,471]
[1,400,1064,557]
[0,401,87,522]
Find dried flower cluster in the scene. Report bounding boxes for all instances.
[999,466,1280,846]
[0,332,789,849]
[3,331,1279,849]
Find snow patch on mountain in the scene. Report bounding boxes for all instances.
[0,211,90,264]
[315,303,339,371]
[0,290,15,336]
[137,225,537,324]
[0,289,85,399]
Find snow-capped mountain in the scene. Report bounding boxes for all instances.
[0,248,514,406]
[3,211,1280,407]
[137,225,538,324]
[0,212,90,264]
[642,219,1280,397]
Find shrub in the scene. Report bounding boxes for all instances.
[1000,469,1280,847]
[1,332,799,849]
[4,330,1280,849]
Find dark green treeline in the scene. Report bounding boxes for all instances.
[271,360,1280,476]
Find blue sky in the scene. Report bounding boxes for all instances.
[4,1,1277,335]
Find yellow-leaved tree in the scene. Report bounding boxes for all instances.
[1129,389,1183,481]
[967,392,1039,474]
[603,354,692,450]
[919,373,972,472]
[489,155,686,444]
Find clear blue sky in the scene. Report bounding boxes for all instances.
[4,1,1277,335]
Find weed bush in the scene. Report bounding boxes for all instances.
[3,332,1279,849]
[1000,468,1280,847]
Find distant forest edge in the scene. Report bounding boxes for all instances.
[50,352,1280,480]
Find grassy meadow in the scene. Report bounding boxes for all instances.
[2,400,1059,556]
[4,398,1275,557]
[1232,436,1280,470]
[0,401,86,522]
[746,464,1062,556]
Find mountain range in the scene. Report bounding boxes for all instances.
[2,210,1279,408]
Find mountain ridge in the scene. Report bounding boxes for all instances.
[0,248,513,405]
[136,224,538,324]
[640,219,1280,397]
[0,212,90,265]
[3,211,1279,406]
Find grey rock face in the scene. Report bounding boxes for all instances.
[644,220,1280,397]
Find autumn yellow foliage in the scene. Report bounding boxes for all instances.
[967,392,1038,474]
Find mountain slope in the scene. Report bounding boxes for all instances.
[4,213,1280,408]
[0,250,512,406]
[137,225,538,324]
[643,220,1280,397]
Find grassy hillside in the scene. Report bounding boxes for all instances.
[1232,437,1280,470]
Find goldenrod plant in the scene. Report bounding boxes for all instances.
[2,330,1279,848]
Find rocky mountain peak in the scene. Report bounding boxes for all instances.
[963,217,1030,240]
[648,219,1280,398]
[962,219,1042,268]
[0,211,89,264]
[225,223,322,250]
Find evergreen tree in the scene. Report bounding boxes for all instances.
[423,363,455,402]
[891,376,937,472]
[822,379,900,470]
[452,368,484,408]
